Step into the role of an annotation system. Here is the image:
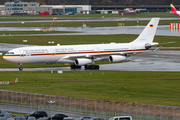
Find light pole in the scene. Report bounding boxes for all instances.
[47,101,55,120]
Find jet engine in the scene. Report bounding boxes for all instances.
[109,55,126,62]
[75,58,92,66]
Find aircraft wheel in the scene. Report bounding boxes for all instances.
[85,65,99,70]
[96,65,100,69]
[70,65,75,69]
[85,65,88,69]
[19,67,23,71]
[70,65,81,69]
[77,66,81,69]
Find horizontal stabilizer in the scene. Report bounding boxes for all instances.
[153,46,162,51]
[146,42,175,48]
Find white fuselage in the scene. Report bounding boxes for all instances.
[172,11,180,16]
[177,11,180,16]
[3,42,146,64]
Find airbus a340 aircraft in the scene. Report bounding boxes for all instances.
[170,4,180,16]
[4,18,161,71]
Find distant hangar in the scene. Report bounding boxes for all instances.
[0,1,91,15]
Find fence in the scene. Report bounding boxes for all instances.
[0,89,180,120]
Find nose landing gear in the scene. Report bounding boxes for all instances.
[18,63,23,71]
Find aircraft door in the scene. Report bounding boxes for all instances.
[95,47,100,54]
[19,49,26,57]
[131,44,136,54]
[26,51,31,57]
[50,48,55,56]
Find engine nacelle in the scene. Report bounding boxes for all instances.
[75,58,92,66]
[109,55,126,62]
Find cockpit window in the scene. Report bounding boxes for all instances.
[6,52,14,54]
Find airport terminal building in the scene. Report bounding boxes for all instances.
[0,1,91,15]
[0,1,177,15]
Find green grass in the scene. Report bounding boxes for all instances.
[0,71,180,106]
[0,34,178,46]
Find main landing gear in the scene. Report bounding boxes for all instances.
[85,65,100,70]
[70,65,81,69]
[70,64,100,70]
[18,63,23,71]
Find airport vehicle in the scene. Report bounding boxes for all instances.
[63,117,73,120]
[4,18,164,71]
[14,115,26,120]
[78,116,91,120]
[37,118,48,120]
[109,116,132,120]
[26,111,48,119]
[170,4,180,16]
[3,113,12,118]
[4,113,14,120]
[89,117,104,120]
[0,111,9,116]
[27,117,36,120]
[48,114,68,120]
[0,117,7,120]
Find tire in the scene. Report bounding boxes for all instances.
[19,67,23,71]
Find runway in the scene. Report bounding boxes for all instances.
[0,25,179,37]
[1,51,180,71]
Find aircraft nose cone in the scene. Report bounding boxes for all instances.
[3,55,11,62]
[3,55,8,61]
[3,54,19,63]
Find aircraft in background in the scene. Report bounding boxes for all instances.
[170,4,180,16]
[3,18,165,71]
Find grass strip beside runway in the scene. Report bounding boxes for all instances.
[0,71,180,106]
[0,34,179,46]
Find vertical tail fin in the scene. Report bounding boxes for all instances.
[170,4,177,14]
[131,18,160,44]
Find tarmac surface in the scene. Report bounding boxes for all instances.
[0,25,179,37]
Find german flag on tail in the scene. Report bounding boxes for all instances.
[150,24,153,27]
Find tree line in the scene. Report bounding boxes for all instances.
[2,0,180,5]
